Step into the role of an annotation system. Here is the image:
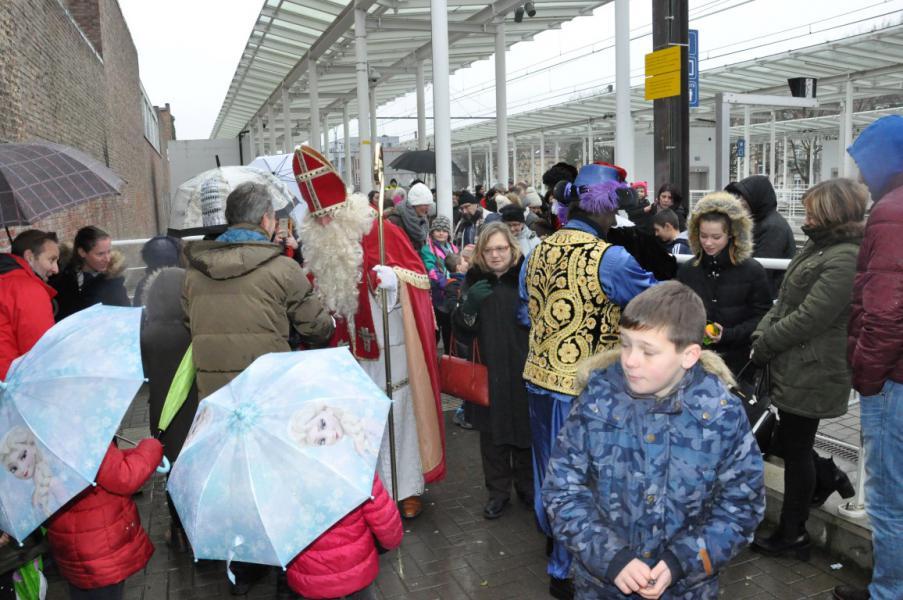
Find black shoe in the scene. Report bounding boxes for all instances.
[483,496,509,520]
[833,585,870,600]
[549,576,574,600]
[811,459,856,507]
[751,530,811,560]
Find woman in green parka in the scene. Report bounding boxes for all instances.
[749,178,868,560]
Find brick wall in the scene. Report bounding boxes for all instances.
[0,0,171,252]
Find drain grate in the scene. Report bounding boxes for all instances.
[814,433,860,465]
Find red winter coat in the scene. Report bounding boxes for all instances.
[0,254,56,379]
[286,476,403,599]
[848,184,903,395]
[47,439,163,589]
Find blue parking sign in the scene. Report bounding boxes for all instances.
[688,29,699,108]
[737,139,746,158]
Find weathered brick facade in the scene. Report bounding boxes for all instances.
[0,0,172,249]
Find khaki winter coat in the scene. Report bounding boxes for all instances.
[182,230,334,398]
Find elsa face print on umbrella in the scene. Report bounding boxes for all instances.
[0,304,145,542]
[167,348,391,572]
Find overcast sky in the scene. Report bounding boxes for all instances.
[121,0,903,141]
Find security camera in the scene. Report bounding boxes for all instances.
[368,69,381,83]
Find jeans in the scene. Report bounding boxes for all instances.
[860,379,903,600]
[528,389,574,580]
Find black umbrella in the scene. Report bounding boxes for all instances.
[0,141,125,230]
[389,150,464,176]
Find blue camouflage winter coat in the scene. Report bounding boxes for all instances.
[542,350,764,599]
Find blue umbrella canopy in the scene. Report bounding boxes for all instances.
[0,305,145,542]
[167,348,391,571]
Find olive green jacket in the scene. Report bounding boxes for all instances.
[752,223,863,419]
[182,229,334,398]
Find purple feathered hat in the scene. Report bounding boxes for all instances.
[554,163,627,224]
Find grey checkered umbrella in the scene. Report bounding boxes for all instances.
[0,141,125,227]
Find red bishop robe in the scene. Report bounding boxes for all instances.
[327,217,446,484]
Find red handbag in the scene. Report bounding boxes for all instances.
[439,335,489,407]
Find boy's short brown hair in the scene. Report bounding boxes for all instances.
[620,281,706,349]
[652,208,680,230]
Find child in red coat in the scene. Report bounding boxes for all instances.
[287,475,403,600]
[46,439,163,600]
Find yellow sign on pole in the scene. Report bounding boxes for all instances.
[644,45,683,101]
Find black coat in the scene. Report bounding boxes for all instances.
[726,175,797,298]
[50,253,130,321]
[677,248,773,377]
[452,259,531,448]
[139,268,199,463]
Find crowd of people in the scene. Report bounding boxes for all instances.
[0,114,900,600]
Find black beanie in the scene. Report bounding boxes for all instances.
[500,205,525,224]
[458,190,478,206]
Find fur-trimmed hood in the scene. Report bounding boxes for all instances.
[687,192,754,265]
[574,347,737,395]
[803,221,864,247]
[57,244,127,279]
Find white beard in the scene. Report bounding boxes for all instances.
[299,194,376,320]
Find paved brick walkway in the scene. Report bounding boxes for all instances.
[42,395,870,600]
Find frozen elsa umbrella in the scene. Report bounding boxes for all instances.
[166,348,392,581]
[0,304,146,543]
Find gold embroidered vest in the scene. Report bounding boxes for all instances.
[523,229,621,395]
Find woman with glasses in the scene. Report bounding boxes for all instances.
[453,222,533,521]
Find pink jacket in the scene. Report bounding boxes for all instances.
[286,476,403,599]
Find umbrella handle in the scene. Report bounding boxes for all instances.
[156,456,171,475]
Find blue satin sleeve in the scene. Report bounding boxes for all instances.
[599,246,658,308]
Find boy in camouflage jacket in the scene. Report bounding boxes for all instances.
[542,281,764,599]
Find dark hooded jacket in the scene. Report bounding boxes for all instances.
[140,267,197,461]
[452,258,531,448]
[677,192,773,378]
[182,225,334,397]
[846,114,903,395]
[725,175,796,297]
[50,248,130,321]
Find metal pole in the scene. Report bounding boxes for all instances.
[281,86,294,153]
[369,87,378,150]
[841,79,854,177]
[554,140,559,163]
[416,61,427,150]
[530,143,536,187]
[615,0,635,178]
[539,131,545,190]
[431,0,453,226]
[322,113,330,162]
[714,94,730,189]
[488,141,494,185]
[354,8,372,192]
[247,119,257,161]
[743,105,750,178]
[267,105,276,154]
[467,145,473,191]
[254,117,263,158]
[495,22,508,187]
[587,121,593,163]
[512,137,518,185]
[769,111,776,183]
[809,136,816,185]
[342,103,352,190]
[308,59,321,151]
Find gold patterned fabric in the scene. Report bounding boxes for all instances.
[523,229,621,395]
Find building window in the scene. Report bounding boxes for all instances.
[141,84,160,153]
